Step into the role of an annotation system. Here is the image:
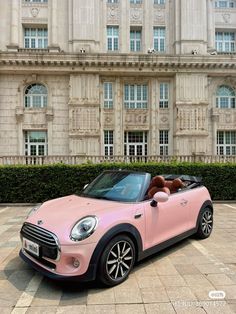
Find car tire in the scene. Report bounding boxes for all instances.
[196,207,213,239]
[98,234,135,287]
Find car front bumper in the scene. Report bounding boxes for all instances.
[19,241,98,282]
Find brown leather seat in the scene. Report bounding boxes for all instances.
[170,178,184,193]
[148,176,170,198]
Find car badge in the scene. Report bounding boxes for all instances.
[37,220,43,225]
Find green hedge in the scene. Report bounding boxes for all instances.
[0,162,235,203]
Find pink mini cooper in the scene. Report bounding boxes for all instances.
[20,170,213,286]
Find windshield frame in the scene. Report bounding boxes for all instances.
[80,170,151,203]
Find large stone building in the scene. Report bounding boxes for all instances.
[0,0,236,162]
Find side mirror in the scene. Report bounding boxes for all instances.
[150,192,169,207]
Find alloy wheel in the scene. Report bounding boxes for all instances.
[201,210,213,236]
[106,240,134,281]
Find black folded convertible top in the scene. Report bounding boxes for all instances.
[162,174,202,183]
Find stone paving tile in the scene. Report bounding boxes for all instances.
[115,304,146,314]
[0,204,236,313]
[140,286,169,303]
[87,287,115,304]
[166,286,197,302]
[175,264,201,275]
[206,273,235,286]
[144,302,176,314]
[56,305,86,314]
[86,304,116,314]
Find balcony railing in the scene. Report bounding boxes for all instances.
[0,155,235,165]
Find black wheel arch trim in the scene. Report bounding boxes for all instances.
[196,200,213,228]
[90,223,143,269]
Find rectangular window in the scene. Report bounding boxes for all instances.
[25,131,48,156]
[130,0,142,3]
[124,131,147,156]
[24,28,48,49]
[104,130,114,156]
[107,26,119,51]
[107,0,118,3]
[215,0,236,8]
[159,83,169,108]
[130,29,142,52]
[215,31,235,52]
[24,0,48,2]
[104,82,113,109]
[159,130,169,155]
[124,84,148,109]
[154,0,165,4]
[153,27,166,52]
[217,131,236,155]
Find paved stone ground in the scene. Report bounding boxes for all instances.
[0,203,236,314]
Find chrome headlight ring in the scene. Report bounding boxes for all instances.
[70,216,98,242]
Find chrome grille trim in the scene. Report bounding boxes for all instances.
[21,223,61,261]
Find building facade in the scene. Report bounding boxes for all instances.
[0,0,236,162]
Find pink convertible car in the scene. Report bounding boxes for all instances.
[20,170,213,286]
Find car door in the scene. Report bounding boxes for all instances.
[143,191,191,250]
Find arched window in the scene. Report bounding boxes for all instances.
[216,85,235,108]
[24,83,47,108]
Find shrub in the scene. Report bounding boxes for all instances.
[0,162,235,202]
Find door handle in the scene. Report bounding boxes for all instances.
[134,213,143,219]
[180,199,188,206]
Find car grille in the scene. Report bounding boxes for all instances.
[21,223,60,261]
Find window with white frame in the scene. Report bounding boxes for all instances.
[159,83,169,108]
[24,0,47,2]
[130,29,142,52]
[107,0,118,3]
[124,131,147,156]
[104,130,114,156]
[24,28,48,49]
[124,84,148,109]
[154,0,165,4]
[24,84,47,108]
[216,85,235,108]
[159,130,169,155]
[130,0,142,4]
[103,82,113,109]
[217,131,236,155]
[215,31,235,52]
[25,131,48,156]
[153,27,166,52]
[107,26,119,51]
[215,0,236,8]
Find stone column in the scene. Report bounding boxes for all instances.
[49,0,60,51]
[8,0,19,51]
[207,0,215,51]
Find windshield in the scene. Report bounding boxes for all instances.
[81,172,146,202]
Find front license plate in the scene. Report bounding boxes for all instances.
[23,238,39,257]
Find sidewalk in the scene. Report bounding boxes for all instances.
[0,203,236,314]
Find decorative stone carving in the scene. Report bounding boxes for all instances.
[154,9,165,24]
[176,105,208,134]
[222,13,230,23]
[104,112,114,127]
[31,7,39,17]
[211,108,236,129]
[124,111,148,129]
[70,107,100,135]
[107,6,120,23]
[130,8,142,24]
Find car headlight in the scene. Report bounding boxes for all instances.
[70,216,98,241]
[27,205,41,218]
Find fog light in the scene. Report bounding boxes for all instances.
[73,258,80,268]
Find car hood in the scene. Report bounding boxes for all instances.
[26,194,130,242]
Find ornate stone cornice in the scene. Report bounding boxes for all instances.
[0,52,235,74]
